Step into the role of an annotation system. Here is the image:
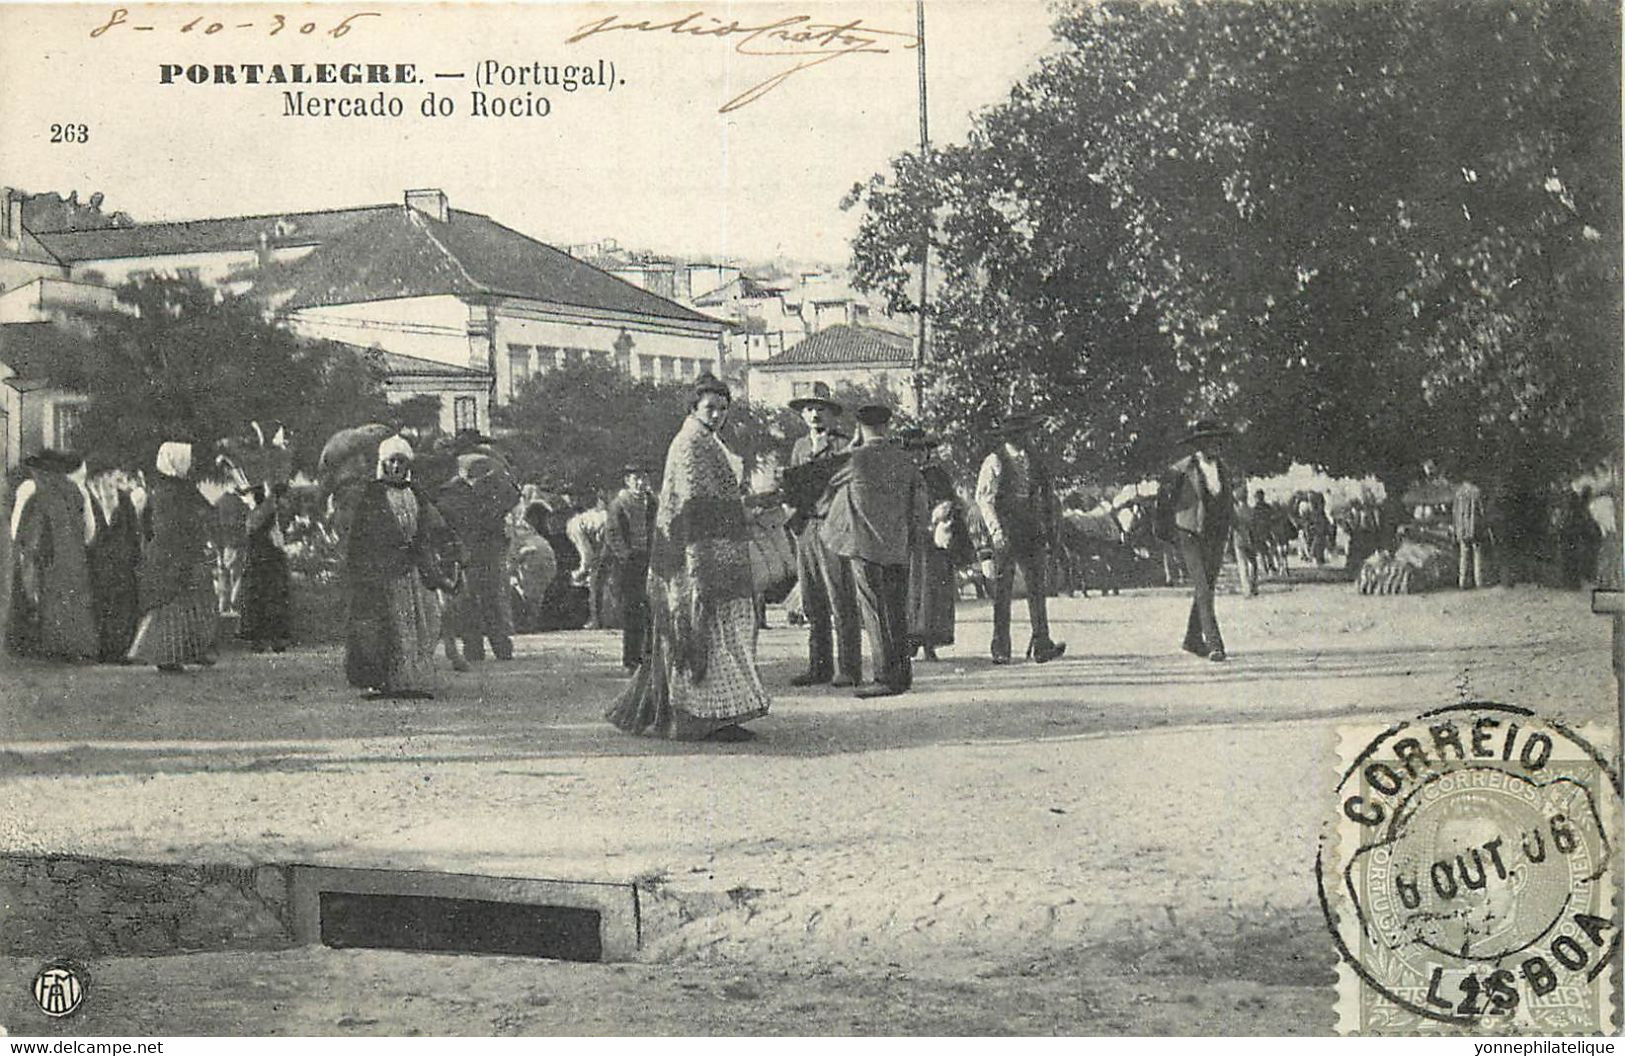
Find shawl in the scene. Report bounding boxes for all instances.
[137,474,214,612]
[651,416,752,679]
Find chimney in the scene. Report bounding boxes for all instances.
[404,188,448,223]
[2,188,21,247]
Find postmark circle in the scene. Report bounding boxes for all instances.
[31,962,86,1019]
[1318,702,1621,1033]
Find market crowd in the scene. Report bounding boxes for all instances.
[6,373,1615,745]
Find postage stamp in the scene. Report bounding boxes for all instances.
[1320,702,1622,1035]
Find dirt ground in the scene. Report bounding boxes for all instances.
[0,579,1615,1035]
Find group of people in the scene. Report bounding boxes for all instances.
[602,375,1250,743]
[5,378,1252,745]
[5,440,291,671]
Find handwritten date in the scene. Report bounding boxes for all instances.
[90,8,380,40]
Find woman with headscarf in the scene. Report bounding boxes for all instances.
[128,442,220,671]
[606,375,770,741]
[343,435,461,699]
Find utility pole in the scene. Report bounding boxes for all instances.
[913,0,929,417]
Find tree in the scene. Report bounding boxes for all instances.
[494,362,798,496]
[45,277,393,475]
[847,0,1621,494]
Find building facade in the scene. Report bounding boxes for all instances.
[0,188,726,447]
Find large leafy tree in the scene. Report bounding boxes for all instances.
[44,277,394,474]
[848,0,1620,493]
[494,362,800,496]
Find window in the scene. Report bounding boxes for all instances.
[791,381,814,398]
[659,357,675,380]
[536,346,561,370]
[508,344,533,398]
[52,402,84,451]
[453,396,479,433]
[639,355,655,379]
[679,358,697,380]
[565,347,587,365]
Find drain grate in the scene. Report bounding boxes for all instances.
[288,865,640,962]
[319,890,603,961]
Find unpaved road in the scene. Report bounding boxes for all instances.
[1,582,1614,1035]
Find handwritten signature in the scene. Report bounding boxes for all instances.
[566,11,918,112]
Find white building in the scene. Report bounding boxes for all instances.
[749,324,919,416]
[8,188,727,438]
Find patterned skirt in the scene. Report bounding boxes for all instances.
[607,596,769,740]
[128,589,220,666]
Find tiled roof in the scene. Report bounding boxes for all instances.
[31,206,392,262]
[258,207,721,326]
[367,348,488,379]
[757,324,914,369]
[5,227,66,267]
[693,275,784,306]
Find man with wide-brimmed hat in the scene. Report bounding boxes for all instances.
[437,445,522,668]
[976,414,1066,665]
[605,460,659,671]
[1155,418,1237,661]
[784,381,863,687]
[823,404,930,697]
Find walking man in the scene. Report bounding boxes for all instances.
[784,381,863,687]
[1156,419,1237,662]
[823,405,929,698]
[605,462,657,671]
[976,414,1066,665]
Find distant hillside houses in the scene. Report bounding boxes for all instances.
[563,240,917,395]
[0,187,727,462]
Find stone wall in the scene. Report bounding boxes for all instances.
[0,855,295,957]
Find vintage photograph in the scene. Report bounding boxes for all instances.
[0,0,1619,1037]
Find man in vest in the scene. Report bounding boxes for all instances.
[785,381,863,687]
[605,461,658,671]
[822,404,930,697]
[976,415,1067,665]
[1156,419,1237,661]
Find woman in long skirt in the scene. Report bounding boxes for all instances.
[901,429,964,660]
[128,443,220,671]
[90,473,142,662]
[344,436,460,699]
[239,484,293,652]
[606,375,770,741]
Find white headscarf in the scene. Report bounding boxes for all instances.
[155,442,192,480]
[375,435,414,479]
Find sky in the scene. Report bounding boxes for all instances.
[0,1,1061,265]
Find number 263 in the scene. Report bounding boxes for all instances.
[51,124,90,143]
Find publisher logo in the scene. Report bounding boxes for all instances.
[32,963,85,1018]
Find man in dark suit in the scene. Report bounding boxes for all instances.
[785,381,863,687]
[1157,419,1237,662]
[822,404,930,698]
[605,462,657,671]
